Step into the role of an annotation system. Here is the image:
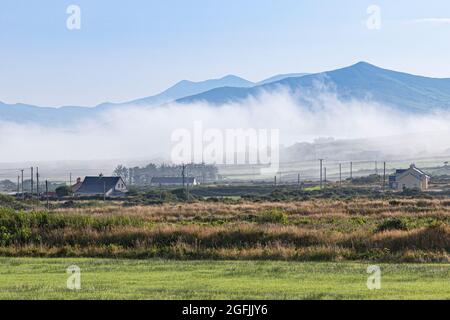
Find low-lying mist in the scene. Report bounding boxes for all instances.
[1,88,450,164]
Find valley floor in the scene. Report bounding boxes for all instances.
[0,258,448,300]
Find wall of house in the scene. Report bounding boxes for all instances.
[115,179,127,191]
[396,173,426,191]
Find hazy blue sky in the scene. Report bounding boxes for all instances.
[1,0,450,107]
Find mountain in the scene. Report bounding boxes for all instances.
[119,75,255,106]
[0,73,309,125]
[0,102,97,126]
[3,62,450,126]
[0,75,256,125]
[176,62,450,112]
[256,73,309,86]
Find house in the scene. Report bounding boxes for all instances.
[71,177,83,193]
[150,177,198,187]
[75,176,127,197]
[389,164,430,191]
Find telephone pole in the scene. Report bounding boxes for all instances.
[21,169,24,200]
[36,167,40,196]
[383,161,386,191]
[350,162,353,180]
[45,180,49,210]
[324,167,327,188]
[319,159,324,189]
[128,168,132,186]
[30,167,34,195]
[181,164,186,200]
[17,176,20,194]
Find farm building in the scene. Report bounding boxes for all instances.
[75,176,127,197]
[389,164,430,191]
[150,177,198,187]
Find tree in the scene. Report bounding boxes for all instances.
[113,165,129,181]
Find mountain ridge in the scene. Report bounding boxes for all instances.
[176,62,450,112]
[2,62,450,126]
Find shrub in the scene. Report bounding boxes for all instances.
[257,209,288,224]
[55,186,72,198]
[375,218,408,233]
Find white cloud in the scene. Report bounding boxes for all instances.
[1,88,450,163]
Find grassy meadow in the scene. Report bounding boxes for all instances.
[0,258,449,300]
[0,189,449,299]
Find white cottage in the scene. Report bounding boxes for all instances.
[389,164,430,191]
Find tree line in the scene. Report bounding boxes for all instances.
[113,163,219,186]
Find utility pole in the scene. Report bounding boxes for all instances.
[17,176,20,194]
[36,167,40,197]
[319,159,324,189]
[182,164,186,189]
[181,164,186,200]
[274,176,277,187]
[69,172,72,186]
[298,173,300,188]
[375,161,378,175]
[350,162,353,180]
[45,180,49,210]
[30,167,34,195]
[128,168,132,186]
[186,165,190,201]
[324,167,327,188]
[339,163,342,187]
[21,169,24,200]
[383,161,386,191]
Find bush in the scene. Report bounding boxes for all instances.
[376,218,408,233]
[257,209,288,224]
[55,186,72,198]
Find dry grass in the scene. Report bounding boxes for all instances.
[1,199,449,262]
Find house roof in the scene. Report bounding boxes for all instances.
[76,176,123,195]
[71,182,83,193]
[394,165,430,181]
[151,177,196,184]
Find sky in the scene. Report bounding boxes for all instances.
[1,0,450,107]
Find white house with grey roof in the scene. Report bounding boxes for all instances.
[75,176,127,197]
[389,164,430,191]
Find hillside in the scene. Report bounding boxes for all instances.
[177,62,450,112]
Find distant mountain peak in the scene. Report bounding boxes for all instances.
[176,62,450,112]
[353,61,375,67]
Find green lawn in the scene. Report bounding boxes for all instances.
[0,258,448,300]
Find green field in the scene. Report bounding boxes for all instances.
[0,258,448,300]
